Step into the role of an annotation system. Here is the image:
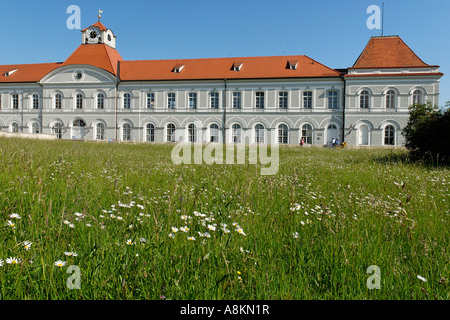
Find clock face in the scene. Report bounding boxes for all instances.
[88,28,99,41]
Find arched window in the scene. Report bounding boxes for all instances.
[52,123,63,139]
[278,124,288,144]
[96,123,105,140]
[122,123,131,141]
[254,124,265,144]
[360,90,369,109]
[76,94,83,109]
[188,123,197,143]
[97,93,105,109]
[210,124,220,143]
[386,90,396,109]
[301,124,313,145]
[146,123,155,142]
[232,123,242,144]
[412,90,423,105]
[55,94,62,110]
[31,122,40,134]
[32,94,39,109]
[123,93,131,109]
[166,123,176,142]
[11,122,19,133]
[384,125,395,146]
[73,119,86,127]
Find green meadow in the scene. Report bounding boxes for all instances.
[0,137,448,300]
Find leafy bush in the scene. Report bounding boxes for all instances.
[402,101,450,164]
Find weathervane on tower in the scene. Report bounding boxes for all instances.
[98,9,103,22]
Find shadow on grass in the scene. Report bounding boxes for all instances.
[371,150,450,168]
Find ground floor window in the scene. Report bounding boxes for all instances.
[96,123,105,140]
[52,123,63,139]
[146,123,155,142]
[122,123,131,141]
[384,125,395,146]
[301,124,313,144]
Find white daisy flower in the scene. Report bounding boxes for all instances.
[236,228,246,236]
[0,259,4,267]
[23,241,32,250]
[126,239,135,245]
[207,224,216,231]
[293,232,299,239]
[187,236,196,241]
[64,252,78,257]
[139,238,147,243]
[171,227,179,233]
[6,257,21,265]
[417,275,427,282]
[7,220,16,229]
[54,260,67,268]
[9,213,22,219]
[168,233,175,239]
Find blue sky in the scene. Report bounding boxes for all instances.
[0,0,448,106]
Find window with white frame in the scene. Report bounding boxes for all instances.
[303,91,312,109]
[232,123,242,143]
[76,94,83,109]
[188,123,197,143]
[360,90,370,109]
[31,122,40,134]
[210,124,220,143]
[32,94,39,110]
[166,123,176,142]
[279,91,288,109]
[146,123,155,142]
[255,92,264,109]
[386,90,396,109]
[412,90,423,105]
[188,92,197,109]
[210,92,219,109]
[384,125,395,146]
[232,92,241,109]
[147,93,155,109]
[11,122,19,133]
[96,123,105,140]
[328,91,338,109]
[12,94,19,110]
[168,93,176,109]
[52,123,63,139]
[278,124,288,144]
[254,124,265,144]
[122,123,131,141]
[97,93,105,109]
[55,93,62,110]
[301,124,313,144]
[123,93,131,109]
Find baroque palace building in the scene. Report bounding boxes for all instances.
[0,20,443,146]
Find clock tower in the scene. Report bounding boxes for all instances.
[81,21,116,49]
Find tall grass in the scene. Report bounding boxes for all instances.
[0,138,448,300]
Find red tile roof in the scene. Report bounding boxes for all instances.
[81,21,108,32]
[0,62,62,83]
[119,55,341,81]
[351,36,433,69]
[62,44,123,75]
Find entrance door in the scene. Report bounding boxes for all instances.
[72,119,86,140]
[358,125,369,145]
[326,124,339,146]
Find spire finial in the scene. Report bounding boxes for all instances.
[98,9,103,22]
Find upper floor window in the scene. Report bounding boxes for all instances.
[32,94,39,110]
[147,93,155,109]
[255,92,264,109]
[210,92,219,109]
[360,90,370,109]
[168,93,176,109]
[279,91,288,109]
[97,93,105,109]
[188,92,197,109]
[123,93,131,109]
[12,94,19,110]
[55,94,62,110]
[233,92,241,109]
[303,91,312,109]
[328,91,338,109]
[412,90,423,105]
[386,90,396,109]
[76,94,83,109]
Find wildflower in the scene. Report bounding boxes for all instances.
[68,223,75,228]
[180,226,189,233]
[168,233,175,239]
[6,257,20,265]
[64,252,78,257]
[181,215,188,220]
[207,224,216,232]
[63,220,70,225]
[236,228,246,236]
[139,238,147,243]
[296,204,301,211]
[202,232,211,238]
[292,232,299,239]
[0,259,4,267]
[9,213,21,219]
[187,236,196,241]
[417,275,427,282]
[300,221,305,226]
[171,227,179,233]
[23,241,32,250]
[54,260,67,268]
[126,239,135,245]
[7,220,16,229]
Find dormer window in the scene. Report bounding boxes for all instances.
[3,69,18,77]
[287,60,298,70]
[232,62,243,72]
[173,64,185,73]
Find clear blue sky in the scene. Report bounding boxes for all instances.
[1,0,448,106]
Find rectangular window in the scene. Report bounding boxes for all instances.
[303,91,312,109]
[210,92,219,109]
[328,91,338,109]
[188,92,197,109]
[279,91,288,109]
[255,92,264,109]
[12,94,19,110]
[147,93,155,109]
[233,92,241,109]
[55,94,62,110]
[168,93,176,109]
